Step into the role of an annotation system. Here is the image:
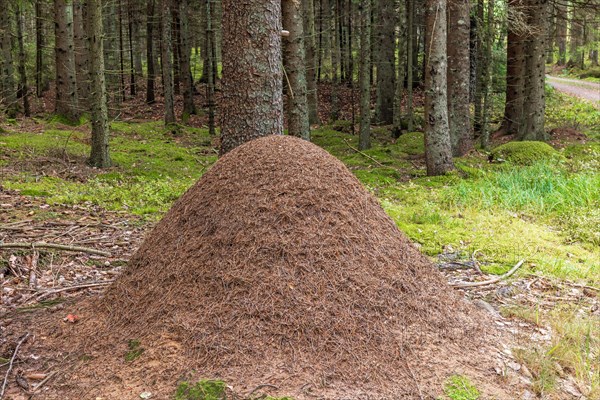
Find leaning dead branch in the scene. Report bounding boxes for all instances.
[0,242,111,257]
[450,259,525,288]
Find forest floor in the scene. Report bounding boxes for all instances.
[546,75,600,106]
[0,87,599,399]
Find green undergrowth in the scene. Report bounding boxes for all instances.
[442,375,480,400]
[174,379,292,400]
[0,121,215,217]
[546,86,600,137]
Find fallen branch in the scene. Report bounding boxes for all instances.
[0,242,111,257]
[29,371,57,394]
[21,281,114,305]
[343,139,388,169]
[0,333,30,399]
[450,259,525,288]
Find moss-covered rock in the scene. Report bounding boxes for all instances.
[490,141,560,165]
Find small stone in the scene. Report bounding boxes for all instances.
[507,361,521,371]
[140,392,152,399]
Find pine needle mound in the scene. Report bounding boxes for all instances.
[76,135,492,398]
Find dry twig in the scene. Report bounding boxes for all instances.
[450,260,525,288]
[0,333,30,399]
[0,242,110,257]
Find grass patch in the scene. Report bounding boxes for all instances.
[175,380,226,400]
[125,339,145,362]
[443,375,480,400]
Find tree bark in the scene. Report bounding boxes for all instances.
[393,0,407,137]
[330,0,342,120]
[180,0,196,119]
[521,0,548,141]
[283,0,310,140]
[555,3,567,66]
[424,0,454,176]
[358,0,371,150]
[73,0,90,108]
[16,3,30,116]
[54,0,80,121]
[303,0,320,124]
[161,0,176,125]
[447,0,471,156]
[87,0,111,168]
[35,0,45,97]
[146,0,156,104]
[374,0,395,125]
[502,0,526,135]
[206,0,216,136]
[406,0,415,131]
[219,0,283,155]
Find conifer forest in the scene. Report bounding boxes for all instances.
[0,1,599,399]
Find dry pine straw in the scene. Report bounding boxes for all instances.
[29,135,506,399]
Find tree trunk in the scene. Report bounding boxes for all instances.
[393,0,407,137]
[128,0,136,96]
[545,3,554,64]
[358,0,371,150]
[55,0,80,121]
[502,0,526,135]
[303,0,320,124]
[406,0,415,131]
[447,0,471,156]
[161,0,176,125]
[219,0,283,155]
[146,0,156,104]
[521,0,548,141]
[87,0,111,168]
[480,0,494,149]
[473,0,485,134]
[73,1,90,108]
[283,0,310,140]
[374,0,395,125]
[35,0,45,97]
[568,8,583,68]
[16,3,30,116]
[424,0,454,176]
[118,1,126,102]
[330,0,342,120]
[555,3,567,66]
[180,0,196,119]
[206,0,216,136]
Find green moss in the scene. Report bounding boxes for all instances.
[125,339,145,362]
[490,141,560,165]
[174,380,226,400]
[443,375,480,400]
[395,132,424,155]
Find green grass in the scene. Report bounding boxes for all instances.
[442,375,480,400]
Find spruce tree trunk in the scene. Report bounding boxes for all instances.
[73,1,90,108]
[480,0,494,149]
[568,8,583,67]
[393,0,407,137]
[87,0,111,168]
[330,0,342,120]
[35,0,44,97]
[406,0,415,131]
[128,0,136,96]
[16,4,30,117]
[283,0,310,140]
[473,0,484,134]
[303,0,320,124]
[358,0,371,150]
[545,3,554,64]
[206,0,216,136]
[447,0,471,156]
[219,0,283,155]
[146,0,156,104]
[55,0,80,121]
[502,0,526,135]
[179,0,196,119]
[161,0,176,125]
[424,0,454,176]
[521,0,548,141]
[556,3,567,66]
[374,0,395,125]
